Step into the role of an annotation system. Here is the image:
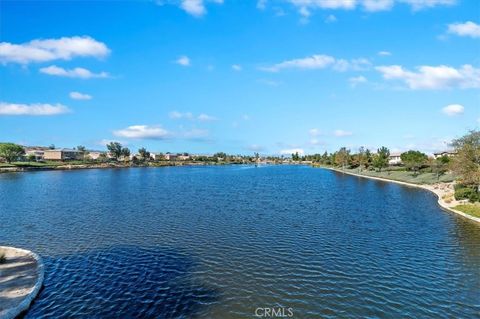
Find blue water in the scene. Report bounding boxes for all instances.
[0,165,479,318]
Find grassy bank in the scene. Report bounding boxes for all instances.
[454,204,480,218]
[314,165,455,185]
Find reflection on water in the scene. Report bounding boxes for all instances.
[0,165,479,318]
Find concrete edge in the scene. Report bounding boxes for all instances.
[0,246,44,319]
[322,167,480,225]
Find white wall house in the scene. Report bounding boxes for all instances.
[388,152,402,165]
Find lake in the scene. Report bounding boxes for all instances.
[0,165,479,318]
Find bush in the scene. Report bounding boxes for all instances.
[455,186,479,202]
[0,252,6,264]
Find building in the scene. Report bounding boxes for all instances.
[24,149,45,161]
[388,152,402,165]
[164,153,177,161]
[85,151,104,160]
[150,153,164,161]
[433,151,457,159]
[43,149,83,161]
[177,155,190,161]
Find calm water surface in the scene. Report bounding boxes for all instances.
[0,165,479,318]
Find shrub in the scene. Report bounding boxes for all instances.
[455,187,479,202]
[0,252,6,264]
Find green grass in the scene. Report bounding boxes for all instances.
[454,204,480,218]
[325,166,455,185]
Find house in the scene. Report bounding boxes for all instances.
[150,153,164,161]
[433,151,457,159]
[164,153,177,161]
[24,149,45,161]
[43,149,83,161]
[388,152,402,165]
[177,155,190,161]
[85,151,104,160]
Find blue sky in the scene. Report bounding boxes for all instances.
[0,0,479,155]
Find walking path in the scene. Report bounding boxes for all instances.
[0,246,44,319]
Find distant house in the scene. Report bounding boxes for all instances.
[150,153,164,161]
[24,149,45,161]
[164,153,177,161]
[177,155,190,161]
[388,152,402,165]
[43,149,83,161]
[85,151,104,160]
[433,151,457,159]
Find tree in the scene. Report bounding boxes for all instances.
[292,152,300,161]
[121,147,131,161]
[357,146,367,172]
[77,145,86,153]
[48,144,55,150]
[138,147,150,161]
[450,130,480,190]
[401,150,427,176]
[107,142,123,160]
[432,155,450,180]
[335,147,350,170]
[0,143,25,163]
[373,146,390,172]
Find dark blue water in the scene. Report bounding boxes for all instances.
[1,165,479,318]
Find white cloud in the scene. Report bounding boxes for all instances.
[400,0,456,11]
[309,128,321,136]
[280,148,305,155]
[232,64,242,71]
[349,75,367,87]
[180,0,206,17]
[113,125,171,139]
[242,114,250,120]
[447,21,480,38]
[285,0,455,14]
[261,54,370,72]
[257,0,268,10]
[378,50,392,56]
[69,91,92,100]
[442,104,464,116]
[175,55,191,66]
[169,111,194,119]
[375,64,480,89]
[197,113,217,121]
[0,36,109,64]
[0,102,70,116]
[362,0,394,11]
[334,129,353,137]
[40,65,109,79]
[325,14,337,23]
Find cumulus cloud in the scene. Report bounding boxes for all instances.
[447,21,480,38]
[280,148,305,156]
[261,54,370,72]
[284,0,455,15]
[175,55,191,66]
[349,75,367,87]
[324,14,337,23]
[113,125,171,140]
[442,104,464,116]
[40,65,109,79]
[232,64,242,71]
[378,51,392,56]
[197,113,217,121]
[0,102,70,116]
[175,0,223,17]
[334,129,353,137]
[309,128,322,136]
[69,91,92,100]
[169,111,194,119]
[0,36,109,64]
[375,64,480,89]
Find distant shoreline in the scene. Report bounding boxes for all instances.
[321,166,480,225]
